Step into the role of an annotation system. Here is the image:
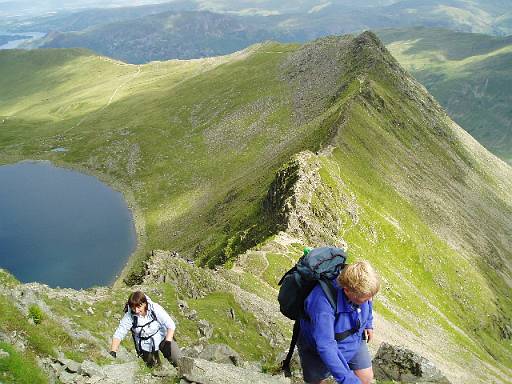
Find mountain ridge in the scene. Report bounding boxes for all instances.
[0,32,511,382]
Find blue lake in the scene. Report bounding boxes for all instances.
[0,161,136,289]
[0,31,45,49]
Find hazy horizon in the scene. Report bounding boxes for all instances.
[1,0,401,19]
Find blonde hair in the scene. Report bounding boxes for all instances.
[337,260,380,298]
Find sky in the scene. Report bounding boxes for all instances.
[0,0,179,17]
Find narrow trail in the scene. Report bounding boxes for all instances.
[107,65,142,106]
[63,65,142,134]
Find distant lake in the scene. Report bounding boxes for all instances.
[0,161,136,289]
[0,31,45,49]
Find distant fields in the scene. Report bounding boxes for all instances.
[379,28,512,164]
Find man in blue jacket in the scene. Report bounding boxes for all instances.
[298,260,380,384]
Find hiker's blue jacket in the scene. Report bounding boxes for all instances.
[299,280,373,384]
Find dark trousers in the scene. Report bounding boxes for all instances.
[141,340,182,368]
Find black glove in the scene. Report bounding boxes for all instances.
[161,340,172,356]
[109,351,117,358]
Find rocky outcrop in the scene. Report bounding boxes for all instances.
[264,151,320,235]
[178,356,289,384]
[373,342,451,383]
[47,358,141,384]
[280,34,354,125]
[198,344,241,366]
[143,250,220,299]
[263,151,358,247]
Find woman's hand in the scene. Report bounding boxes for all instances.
[110,337,121,356]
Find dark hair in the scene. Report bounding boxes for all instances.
[126,291,147,312]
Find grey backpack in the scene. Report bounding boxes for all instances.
[277,247,347,376]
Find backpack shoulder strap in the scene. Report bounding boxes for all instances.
[281,321,300,378]
[318,279,338,312]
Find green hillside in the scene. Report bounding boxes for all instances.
[0,42,330,276]
[0,32,511,383]
[378,27,512,164]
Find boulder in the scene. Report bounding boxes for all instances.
[79,360,103,377]
[101,361,138,384]
[198,344,241,366]
[183,343,205,358]
[58,370,76,384]
[151,364,178,378]
[198,320,213,339]
[186,309,198,320]
[373,342,451,383]
[0,348,9,359]
[179,356,289,384]
[58,357,81,373]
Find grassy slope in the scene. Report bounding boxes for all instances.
[343,34,512,375]
[377,27,512,164]
[0,43,331,276]
[331,55,512,370]
[235,33,512,382]
[0,261,281,373]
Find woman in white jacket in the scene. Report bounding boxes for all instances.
[110,291,182,367]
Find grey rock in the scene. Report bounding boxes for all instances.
[0,348,9,358]
[240,361,263,373]
[60,357,81,373]
[152,364,178,378]
[80,360,104,377]
[178,299,189,311]
[75,376,90,384]
[183,343,204,358]
[101,361,138,384]
[179,356,290,384]
[58,370,77,384]
[197,320,213,339]
[198,344,241,366]
[50,361,64,375]
[186,309,198,320]
[373,342,451,383]
[86,377,113,384]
